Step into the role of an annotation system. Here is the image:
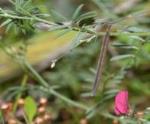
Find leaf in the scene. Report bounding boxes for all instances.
[129,35,145,42]
[127,26,149,32]
[24,96,37,123]
[50,10,67,22]
[112,43,139,50]
[110,54,135,61]
[5,22,13,32]
[103,89,119,96]
[77,11,97,22]
[121,46,139,50]
[72,4,84,20]
[92,0,116,18]
[75,11,96,26]
[0,19,12,27]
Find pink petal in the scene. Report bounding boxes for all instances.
[114,90,129,115]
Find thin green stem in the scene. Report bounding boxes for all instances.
[24,60,48,87]
[33,16,56,25]
[72,26,150,37]
[42,87,88,110]
[13,75,28,112]
[98,31,150,37]
[0,14,32,20]
[0,111,5,124]
[24,60,88,110]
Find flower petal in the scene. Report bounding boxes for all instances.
[114,90,129,115]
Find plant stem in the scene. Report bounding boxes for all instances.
[72,26,150,37]
[24,60,48,87]
[98,31,150,37]
[24,60,88,110]
[13,75,28,112]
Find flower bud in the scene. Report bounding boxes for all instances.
[17,98,24,107]
[39,98,47,106]
[114,90,129,116]
[38,106,46,115]
[43,113,52,121]
[34,117,44,124]
[1,103,9,111]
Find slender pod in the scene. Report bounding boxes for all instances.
[92,24,111,95]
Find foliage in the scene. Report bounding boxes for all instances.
[0,0,150,123]
[24,96,37,123]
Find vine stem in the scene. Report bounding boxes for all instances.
[24,60,88,110]
[72,27,150,37]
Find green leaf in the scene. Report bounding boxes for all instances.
[110,54,135,61]
[75,11,96,26]
[5,22,13,32]
[77,11,97,22]
[0,19,12,27]
[24,96,37,123]
[50,10,67,22]
[112,42,139,50]
[127,26,149,32]
[72,4,84,20]
[129,35,145,42]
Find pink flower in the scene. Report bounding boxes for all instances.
[114,90,129,116]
